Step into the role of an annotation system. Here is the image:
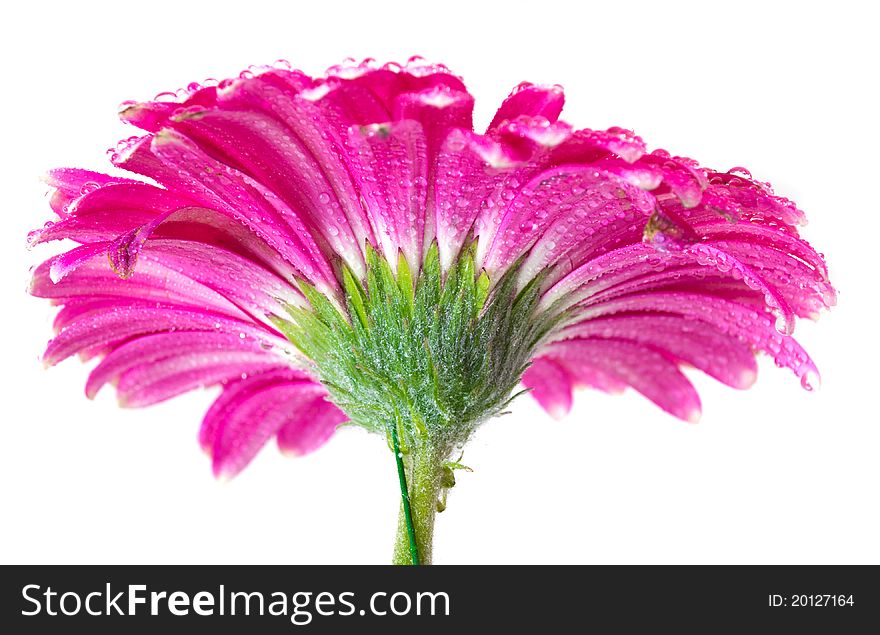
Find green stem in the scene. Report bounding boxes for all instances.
[392,442,446,565]
[390,423,419,565]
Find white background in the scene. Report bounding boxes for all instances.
[1,1,877,564]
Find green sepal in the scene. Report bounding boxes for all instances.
[342,265,369,331]
[396,251,415,319]
[276,241,559,449]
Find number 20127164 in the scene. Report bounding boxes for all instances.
[769,594,854,607]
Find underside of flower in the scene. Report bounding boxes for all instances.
[276,241,556,451]
[28,57,835,564]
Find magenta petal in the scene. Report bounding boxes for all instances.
[116,351,286,408]
[30,183,192,246]
[432,130,515,269]
[550,127,647,165]
[393,86,474,155]
[117,85,220,132]
[46,242,109,283]
[34,237,301,327]
[517,175,655,286]
[637,152,708,207]
[42,302,281,366]
[276,395,348,456]
[522,358,573,419]
[333,58,468,118]
[483,167,653,279]
[214,75,376,260]
[168,107,369,274]
[570,291,819,384]
[488,82,565,132]
[544,338,702,422]
[114,131,338,292]
[205,379,330,479]
[680,243,796,335]
[197,367,310,451]
[43,169,139,217]
[704,170,806,227]
[85,331,292,399]
[347,120,428,271]
[555,315,758,389]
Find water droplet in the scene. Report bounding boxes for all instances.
[727,166,752,178]
[318,192,330,204]
[774,313,794,336]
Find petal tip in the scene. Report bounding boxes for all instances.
[738,368,758,389]
[685,407,702,424]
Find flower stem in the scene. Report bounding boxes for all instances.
[392,440,445,565]
[390,423,419,565]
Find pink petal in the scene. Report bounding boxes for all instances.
[276,395,348,456]
[571,291,819,385]
[494,116,573,160]
[46,242,109,283]
[554,315,758,389]
[113,132,338,292]
[521,357,573,419]
[169,107,368,274]
[118,84,221,132]
[517,174,655,287]
[347,120,428,271]
[488,82,565,132]
[116,351,286,408]
[30,183,191,246]
[215,73,376,257]
[704,170,806,227]
[543,338,702,422]
[205,380,335,479]
[197,367,311,451]
[393,86,474,154]
[636,152,708,208]
[43,169,139,217]
[85,331,294,399]
[549,127,647,165]
[42,303,280,366]
[33,241,299,326]
[432,129,514,270]
[483,167,652,278]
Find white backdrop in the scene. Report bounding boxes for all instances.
[2,0,877,564]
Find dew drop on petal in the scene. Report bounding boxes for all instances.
[727,166,752,178]
[774,313,795,336]
[79,181,100,195]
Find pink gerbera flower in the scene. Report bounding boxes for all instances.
[28,57,835,564]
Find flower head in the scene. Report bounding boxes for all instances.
[29,58,834,560]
